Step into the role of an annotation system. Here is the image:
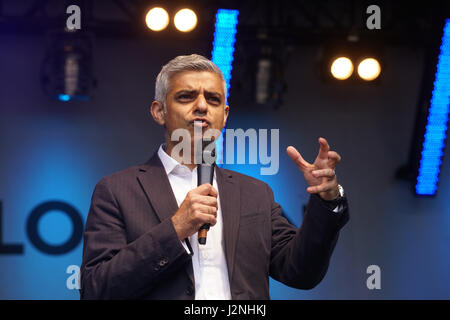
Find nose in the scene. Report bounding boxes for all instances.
[193,94,208,114]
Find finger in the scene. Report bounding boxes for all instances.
[197,213,217,227]
[286,146,310,169]
[195,183,218,197]
[195,195,218,208]
[306,181,337,194]
[311,168,336,180]
[317,137,330,160]
[327,151,342,168]
[193,203,217,217]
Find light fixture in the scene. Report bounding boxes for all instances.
[210,9,239,167]
[415,19,450,196]
[320,41,384,83]
[330,57,354,80]
[58,94,70,102]
[145,7,169,31]
[211,9,239,99]
[174,8,197,32]
[41,32,94,102]
[357,58,381,81]
[255,58,272,104]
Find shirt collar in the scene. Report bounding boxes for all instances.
[157,144,193,176]
[157,144,218,181]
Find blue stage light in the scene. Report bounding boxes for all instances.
[415,19,450,195]
[211,9,239,100]
[58,94,71,102]
[210,9,239,167]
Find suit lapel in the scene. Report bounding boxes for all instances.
[216,167,240,285]
[137,154,178,223]
[137,153,195,286]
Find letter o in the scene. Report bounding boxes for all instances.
[26,201,83,255]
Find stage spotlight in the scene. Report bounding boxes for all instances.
[174,8,197,32]
[41,32,95,102]
[145,7,169,31]
[330,57,353,80]
[357,58,381,81]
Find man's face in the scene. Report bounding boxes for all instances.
[163,71,229,140]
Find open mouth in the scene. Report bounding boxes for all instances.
[191,119,209,128]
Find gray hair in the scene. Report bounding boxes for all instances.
[155,54,227,111]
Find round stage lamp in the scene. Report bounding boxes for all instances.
[357,58,381,81]
[174,9,197,32]
[330,57,354,80]
[145,7,169,31]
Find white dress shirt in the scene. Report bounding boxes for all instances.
[157,145,232,300]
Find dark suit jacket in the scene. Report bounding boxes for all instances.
[80,153,349,300]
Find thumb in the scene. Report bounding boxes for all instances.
[286,146,310,171]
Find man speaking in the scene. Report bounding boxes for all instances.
[80,54,349,300]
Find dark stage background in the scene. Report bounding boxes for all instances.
[0,0,449,299]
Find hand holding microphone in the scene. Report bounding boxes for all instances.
[171,183,218,241]
[170,137,218,244]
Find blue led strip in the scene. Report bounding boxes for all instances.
[416,19,450,195]
[211,9,239,167]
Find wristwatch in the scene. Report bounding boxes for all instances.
[322,184,345,211]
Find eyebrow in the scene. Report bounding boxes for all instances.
[175,90,196,95]
[174,89,223,98]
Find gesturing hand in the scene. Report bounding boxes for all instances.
[171,183,218,240]
[286,137,342,201]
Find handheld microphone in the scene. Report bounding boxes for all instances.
[197,138,216,245]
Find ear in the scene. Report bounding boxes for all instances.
[150,101,165,126]
[223,105,230,127]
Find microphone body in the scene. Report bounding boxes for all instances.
[197,162,215,244]
[197,139,216,245]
